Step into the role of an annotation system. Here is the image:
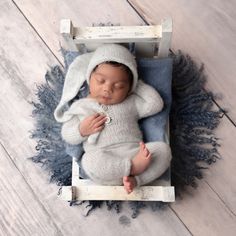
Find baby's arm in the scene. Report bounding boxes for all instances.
[133,80,164,118]
[61,115,87,145]
[79,113,107,137]
[61,113,107,145]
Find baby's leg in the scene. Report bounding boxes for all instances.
[123,142,151,193]
[135,141,172,186]
[130,141,152,176]
[81,146,135,185]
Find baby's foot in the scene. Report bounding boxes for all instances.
[130,142,151,176]
[123,176,137,194]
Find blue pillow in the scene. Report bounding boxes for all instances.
[137,58,173,142]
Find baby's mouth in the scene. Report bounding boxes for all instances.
[101,95,111,100]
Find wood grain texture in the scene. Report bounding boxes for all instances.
[59,185,175,202]
[0,145,62,236]
[0,1,193,235]
[13,0,146,63]
[128,0,236,123]
[171,181,236,236]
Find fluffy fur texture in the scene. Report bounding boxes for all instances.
[30,48,224,218]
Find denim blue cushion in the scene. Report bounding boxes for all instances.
[137,58,173,142]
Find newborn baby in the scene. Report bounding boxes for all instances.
[57,44,172,193]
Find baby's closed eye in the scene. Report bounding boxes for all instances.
[96,77,105,84]
[114,83,126,89]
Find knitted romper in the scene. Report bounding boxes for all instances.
[61,80,172,186]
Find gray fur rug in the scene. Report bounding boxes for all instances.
[30,50,224,218]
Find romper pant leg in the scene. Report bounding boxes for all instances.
[81,143,137,185]
[135,141,172,186]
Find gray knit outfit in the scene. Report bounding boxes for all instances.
[55,44,172,186]
[61,79,172,186]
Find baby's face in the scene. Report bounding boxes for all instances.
[89,63,132,105]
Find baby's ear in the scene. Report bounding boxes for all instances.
[128,77,133,92]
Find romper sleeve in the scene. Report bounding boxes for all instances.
[61,99,101,145]
[133,80,164,119]
[61,115,88,145]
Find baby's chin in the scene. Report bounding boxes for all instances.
[98,97,116,105]
[88,94,127,105]
[97,96,125,105]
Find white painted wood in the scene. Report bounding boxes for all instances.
[73,24,162,43]
[157,18,172,58]
[59,185,175,202]
[72,156,80,186]
[60,18,172,57]
[60,19,78,51]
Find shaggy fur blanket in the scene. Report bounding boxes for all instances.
[30,49,224,218]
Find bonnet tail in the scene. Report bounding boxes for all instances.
[54,52,94,122]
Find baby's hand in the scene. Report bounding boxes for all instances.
[79,113,107,137]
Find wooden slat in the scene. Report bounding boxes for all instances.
[73,25,162,43]
[60,19,78,51]
[60,18,172,58]
[128,0,236,123]
[158,18,172,58]
[59,186,175,202]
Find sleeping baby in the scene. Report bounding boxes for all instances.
[54,44,172,193]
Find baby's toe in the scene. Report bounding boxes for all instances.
[123,176,129,182]
[143,148,148,156]
[127,187,132,194]
[139,141,145,150]
[146,153,151,160]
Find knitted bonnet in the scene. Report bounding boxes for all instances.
[86,43,138,93]
[54,44,138,123]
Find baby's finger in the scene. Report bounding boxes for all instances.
[144,147,150,156]
[93,125,105,132]
[93,113,107,122]
[94,117,107,127]
[90,114,106,126]
[139,141,145,150]
[145,146,150,154]
[91,113,100,119]
[146,153,151,159]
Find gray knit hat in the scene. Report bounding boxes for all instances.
[54,44,138,123]
[86,44,138,93]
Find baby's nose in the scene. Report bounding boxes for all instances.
[103,84,112,92]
